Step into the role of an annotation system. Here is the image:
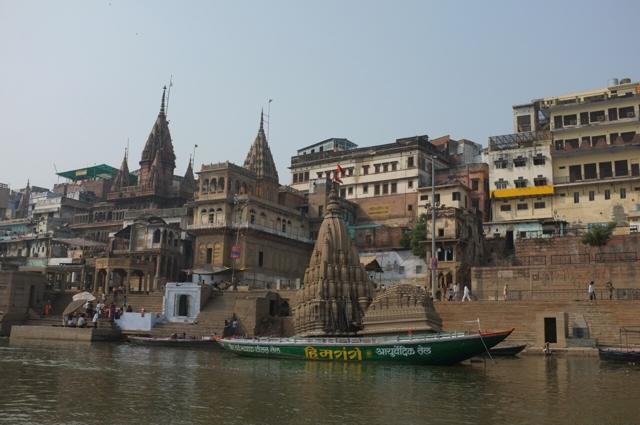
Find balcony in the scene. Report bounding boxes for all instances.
[554,174,640,186]
[491,185,554,199]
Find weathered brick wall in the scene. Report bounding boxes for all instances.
[515,234,640,259]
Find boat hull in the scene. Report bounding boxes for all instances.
[488,344,527,357]
[219,329,513,366]
[599,348,640,362]
[127,336,221,349]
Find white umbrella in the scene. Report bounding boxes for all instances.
[72,291,96,302]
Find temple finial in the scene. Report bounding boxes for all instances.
[259,109,264,131]
[160,86,167,115]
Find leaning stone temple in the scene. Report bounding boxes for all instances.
[293,188,374,336]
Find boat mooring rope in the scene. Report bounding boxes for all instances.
[464,318,495,363]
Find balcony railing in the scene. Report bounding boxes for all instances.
[554,174,640,185]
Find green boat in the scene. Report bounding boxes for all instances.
[219,328,514,366]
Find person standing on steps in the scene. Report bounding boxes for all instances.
[588,281,596,301]
[462,284,471,302]
[605,281,614,300]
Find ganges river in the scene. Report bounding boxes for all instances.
[0,338,639,425]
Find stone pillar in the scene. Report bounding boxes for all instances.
[104,268,111,295]
[154,256,162,291]
[93,269,101,293]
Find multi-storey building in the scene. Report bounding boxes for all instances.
[484,131,555,239]
[487,78,640,241]
[189,114,313,288]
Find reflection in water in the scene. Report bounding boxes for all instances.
[1,338,639,425]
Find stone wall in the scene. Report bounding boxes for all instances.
[10,325,121,341]
[437,300,640,349]
[0,271,47,336]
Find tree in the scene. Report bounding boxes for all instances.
[404,214,428,257]
[581,222,616,247]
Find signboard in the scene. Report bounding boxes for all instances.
[231,245,241,259]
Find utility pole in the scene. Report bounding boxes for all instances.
[431,155,437,299]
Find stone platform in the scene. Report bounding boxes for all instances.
[10,325,121,342]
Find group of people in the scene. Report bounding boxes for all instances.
[222,315,240,337]
[63,298,135,328]
[588,280,615,301]
[439,283,472,302]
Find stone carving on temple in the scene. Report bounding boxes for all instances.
[293,186,374,336]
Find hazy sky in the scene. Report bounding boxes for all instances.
[1,0,639,190]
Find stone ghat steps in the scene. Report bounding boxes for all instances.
[117,294,164,312]
[437,300,640,347]
[150,293,240,338]
[23,316,64,327]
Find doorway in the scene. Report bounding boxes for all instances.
[178,294,189,317]
[544,317,557,343]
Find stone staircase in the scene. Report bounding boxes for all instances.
[150,292,240,338]
[122,293,164,312]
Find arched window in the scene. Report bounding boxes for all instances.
[218,177,225,192]
[162,230,167,244]
[249,209,256,225]
[200,209,207,224]
[209,208,215,224]
[152,229,161,243]
[202,179,209,193]
[216,208,223,225]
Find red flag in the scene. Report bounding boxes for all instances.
[333,164,345,184]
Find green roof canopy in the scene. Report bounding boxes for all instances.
[57,164,137,183]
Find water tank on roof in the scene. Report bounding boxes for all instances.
[608,78,619,86]
[620,77,632,84]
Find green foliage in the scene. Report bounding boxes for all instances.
[581,222,616,247]
[407,214,428,258]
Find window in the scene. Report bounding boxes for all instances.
[554,116,563,129]
[374,184,380,195]
[500,204,511,212]
[438,229,445,237]
[569,165,582,182]
[340,188,346,198]
[348,186,353,195]
[407,204,413,211]
[382,183,389,194]
[434,194,440,204]
[495,179,508,189]
[534,202,546,209]
[605,189,611,200]
[206,248,213,264]
[513,156,527,167]
[584,163,597,179]
[471,179,479,191]
[363,184,369,194]
[555,140,564,150]
[471,198,479,209]
[517,203,528,210]
[258,251,264,267]
[282,221,287,232]
[589,110,605,122]
[533,154,546,166]
[304,171,309,181]
[383,163,389,173]
[621,188,627,199]
[615,160,629,176]
[374,164,381,173]
[153,229,161,243]
[589,191,595,201]
[319,146,323,152]
[494,159,508,169]
[362,165,369,175]
[534,176,547,186]
[573,192,580,203]
[452,192,461,201]
[608,108,618,121]
[619,106,636,119]
[293,174,298,183]
[580,112,589,125]
[318,205,323,216]
[415,265,422,274]
[408,180,414,189]
[390,183,397,194]
[622,131,637,142]
[517,115,532,132]
[632,164,640,176]
[563,114,577,126]
[420,194,428,201]
[407,156,415,168]
[599,162,613,179]
[391,162,397,171]
[514,178,527,188]
[316,172,323,179]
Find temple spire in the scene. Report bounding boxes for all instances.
[160,86,167,115]
[260,109,264,132]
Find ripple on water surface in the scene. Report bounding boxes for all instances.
[0,339,639,425]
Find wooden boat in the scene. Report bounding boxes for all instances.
[488,344,527,357]
[127,335,221,349]
[219,329,514,366]
[598,348,640,362]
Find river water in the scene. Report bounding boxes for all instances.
[0,338,639,425]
